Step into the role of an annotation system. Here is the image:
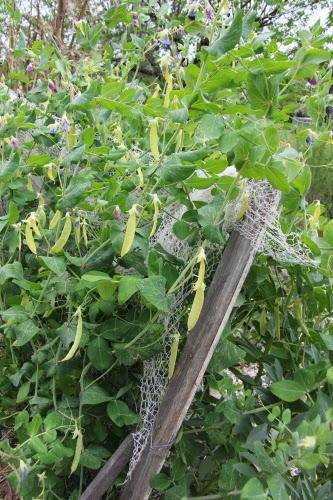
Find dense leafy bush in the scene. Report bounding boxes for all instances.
[0,3,332,499]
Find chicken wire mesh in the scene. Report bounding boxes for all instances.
[127,179,316,477]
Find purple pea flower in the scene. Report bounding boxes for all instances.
[3,19,11,28]
[11,138,19,148]
[26,62,34,72]
[48,81,57,93]
[306,136,314,145]
[133,12,139,28]
[205,4,215,21]
[188,11,196,20]
[327,106,333,118]
[62,119,69,132]
[177,28,186,37]
[113,205,122,221]
[160,37,171,48]
[308,77,317,86]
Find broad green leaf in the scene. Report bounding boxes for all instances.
[159,162,195,184]
[326,366,333,385]
[271,379,306,402]
[81,271,112,283]
[241,478,266,499]
[150,473,172,492]
[107,399,140,427]
[80,384,112,405]
[40,256,66,276]
[27,154,50,167]
[14,320,40,347]
[205,11,243,58]
[87,337,113,371]
[82,127,95,147]
[267,474,289,500]
[118,275,141,304]
[1,306,28,322]
[16,382,30,403]
[247,71,278,114]
[138,276,170,312]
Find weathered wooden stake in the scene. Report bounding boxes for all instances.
[79,434,133,500]
[120,230,256,499]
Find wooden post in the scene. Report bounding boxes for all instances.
[79,434,133,500]
[120,230,256,499]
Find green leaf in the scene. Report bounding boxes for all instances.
[40,256,66,276]
[82,127,95,147]
[0,262,23,285]
[13,320,40,347]
[107,399,140,427]
[267,474,289,500]
[118,275,141,304]
[241,478,266,499]
[247,71,278,114]
[205,10,243,58]
[0,152,20,179]
[16,382,30,403]
[326,366,333,385]
[195,114,225,141]
[150,473,172,492]
[159,162,195,184]
[1,306,28,322]
[81,271,112,283]
[271,379,306,402]
[27,153,50,167]
[80,384,112,405]
[138,276,170,312]
[44,412,62,431]
[87,337,113,371]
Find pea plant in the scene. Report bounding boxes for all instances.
[0,3,332,499]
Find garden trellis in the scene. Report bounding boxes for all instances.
[81,179,314,499]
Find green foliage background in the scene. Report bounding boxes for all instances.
[0,2,332,499]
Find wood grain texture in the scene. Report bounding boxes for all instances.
[120,230,256,499]
[79,434,133,500]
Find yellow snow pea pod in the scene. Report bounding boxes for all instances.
[150,119,159,163]
[236,189,250,221]
[74,217,81,248]
[25,222,37,254]
[175,129,183,152]
[196,247,206,288]
[187,282,205,331]
[121,204,138,257]
[137,167,144,188]
[82,219,88,247]
[46,163,56,182]
[61,307,83,361]
[309,200,321,229]
[150,194,160,238]
[27,174,33,192]
[28,214,41,236]
[49,210,62,230]
[164,74,173,108]
[168,333,180,379]
[70,427,83,475]
[50,213,72,254]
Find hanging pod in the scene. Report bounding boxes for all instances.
[49,210,62,230]
[150,194,161,238]
[236,189,250,221]
[121,204,138,257]
[149,119,159,163]
[70,427,83,475]
[137,167,144,188]
[50,212,72,254]
[74,217,81,248]
[61,307,83,362]
[25,222,37,254]
[164,74,173,108]
[187,247,207,331]
[168,333,180,380]
[187,282,206,331]
[82,219,88,247]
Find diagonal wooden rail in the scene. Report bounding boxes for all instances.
[120,230,256,499]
